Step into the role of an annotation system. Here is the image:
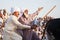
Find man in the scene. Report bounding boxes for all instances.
[18,7,43,40]
[0,10,3,39]
[3,7,31,40]
[19,7,43,25]
[0,10,3,27]
[3,9,9,22]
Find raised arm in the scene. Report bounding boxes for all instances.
[30,7,43,20]
[30,7,43,17]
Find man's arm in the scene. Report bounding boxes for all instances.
[12,17,31,29]
[30,7,43,20]
[31,7,43,17]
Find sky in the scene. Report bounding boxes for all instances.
[0,0,60,18]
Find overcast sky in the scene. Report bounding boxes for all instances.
[0,0,60,18]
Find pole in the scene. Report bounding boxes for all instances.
[43,5,56,19]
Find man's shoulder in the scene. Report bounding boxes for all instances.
[10,15,17,19]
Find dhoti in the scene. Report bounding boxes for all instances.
[3,30,22,40]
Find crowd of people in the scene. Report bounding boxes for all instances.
[0,7,60,40]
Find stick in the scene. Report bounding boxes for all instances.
[43,5,56,19]
[42,5,56,40]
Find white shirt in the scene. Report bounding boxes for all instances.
[4,15,30,31]
[0,17,3,26]
[3,13,9,22]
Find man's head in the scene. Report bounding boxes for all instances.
[3,9,6,13]
[0,13,2,18]
[23,9,29,18]
[24,9,28,14]
[11,7,20,17]
[0,10,3,18]
[13,11,19,17]
[3,9,7,15]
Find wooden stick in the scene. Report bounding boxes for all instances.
[41,5,56,39]
[43,5,56,19]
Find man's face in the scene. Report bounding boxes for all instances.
[24,9,28,14]
[14,11,19,17]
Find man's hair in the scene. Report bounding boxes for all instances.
[46,18,60,40]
